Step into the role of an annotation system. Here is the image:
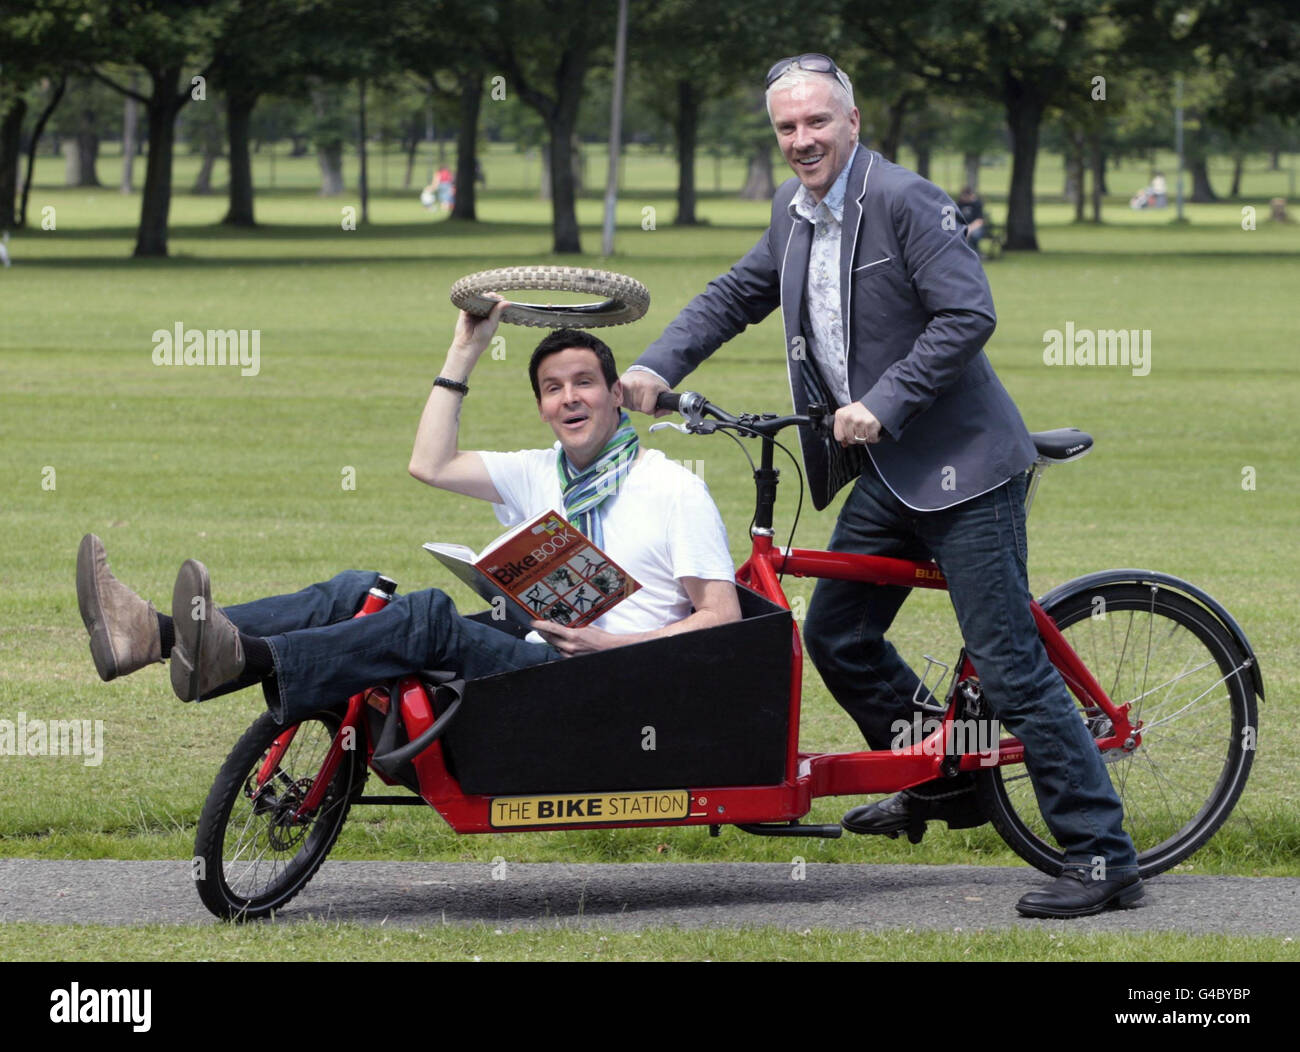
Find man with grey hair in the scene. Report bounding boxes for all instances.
[620,53,1142,918]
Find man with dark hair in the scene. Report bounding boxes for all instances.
[529,328,620,398]
[619,54,1141,918]
[77,303,739,727]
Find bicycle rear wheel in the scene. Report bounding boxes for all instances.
[979,583,1256,879]
[194,708,365,920]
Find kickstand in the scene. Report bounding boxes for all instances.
[906,815,927,845]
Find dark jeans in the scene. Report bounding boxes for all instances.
[803,461,1138,874]
[215,571,560,724]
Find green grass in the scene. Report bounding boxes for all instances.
[0,921,1293,962]
[2,146,1297,905]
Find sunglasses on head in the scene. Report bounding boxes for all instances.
[765,53,850,92]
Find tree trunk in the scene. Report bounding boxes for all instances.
[963,151,980,192]
[192,136,219,194]
[739,140,774,200]
[358,77,369,224]
[1062,139,1079,203]
[135,71,186,257]
[402,113,421,188]
[74,102,101,186]
[1269,147,1280,171]
[451,70,481,220]
[1229,152,1244,198]
[1003,81,1043,251]
[222,91,257,225]
[914,144,931,180]
[1189,156,1217,202]
[1089,131,1103,223]
[121,77,138,193]
[20,76,67,228]
[0,97,26,229]
[66,133,101,187]
[317,143,344,195]
[547,117,582,252]
[673,79,698,225]
[881,93,908,163]
[290,135,309,157]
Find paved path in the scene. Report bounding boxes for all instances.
[2,859,1297,932]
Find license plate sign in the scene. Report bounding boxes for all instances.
[489,789,690,828]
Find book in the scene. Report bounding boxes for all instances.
[423,509,639,629]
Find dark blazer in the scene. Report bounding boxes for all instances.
[636,145,1037,511]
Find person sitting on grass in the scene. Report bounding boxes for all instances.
[77,303,740,726]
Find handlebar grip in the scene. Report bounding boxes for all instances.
[654,391,682,413]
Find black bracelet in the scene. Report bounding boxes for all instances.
[433,376,469,396]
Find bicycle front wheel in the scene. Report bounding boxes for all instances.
[979,583,1256,879]
[194,708,365,920]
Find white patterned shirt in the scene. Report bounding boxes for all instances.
[788,152,856,406]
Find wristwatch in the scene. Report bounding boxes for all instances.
[433,376,469,396]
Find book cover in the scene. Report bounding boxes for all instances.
[424,509,639,629]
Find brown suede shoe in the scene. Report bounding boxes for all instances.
[76,533,162,681]
[169,558,244,702]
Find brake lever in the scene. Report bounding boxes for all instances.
[648,421,689,435]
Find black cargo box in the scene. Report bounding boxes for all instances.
[440,586,793,796]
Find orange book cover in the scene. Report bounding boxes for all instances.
[424,510,639,628]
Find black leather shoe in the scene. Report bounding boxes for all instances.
[842,787,987,841]
[1015,870,1145,919]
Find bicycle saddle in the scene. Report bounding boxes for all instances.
[1030,428,1093,462]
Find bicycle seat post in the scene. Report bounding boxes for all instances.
[1024,459,1049,517]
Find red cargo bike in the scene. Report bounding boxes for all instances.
[193,392,1261,920]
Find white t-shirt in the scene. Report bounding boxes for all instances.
[478,446,735,636]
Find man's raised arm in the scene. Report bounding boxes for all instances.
[408,301,509,502]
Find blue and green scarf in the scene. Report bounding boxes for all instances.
[557,410,639,549]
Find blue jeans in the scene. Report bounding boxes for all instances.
[215,571,561,725]
[803,461,1138,874]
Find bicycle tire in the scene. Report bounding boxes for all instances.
[194,708,365,920]
[449,265,650,328]
[978,582,1256,879]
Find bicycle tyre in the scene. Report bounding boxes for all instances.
[978,582,1256,879]
[194,708,365,920]
[449,265,650,328]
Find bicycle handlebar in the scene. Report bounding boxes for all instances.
[654,390,835,437]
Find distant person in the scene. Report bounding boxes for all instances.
[1130,173,1168,211]
[1151,172,1168,208]
[435,165,454,211]
[420,180,437,210]
[956,186,987,249]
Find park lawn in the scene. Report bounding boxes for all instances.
[1,149,1297,892]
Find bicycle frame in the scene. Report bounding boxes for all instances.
[252,424,1140,837]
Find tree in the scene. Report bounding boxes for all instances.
[631,0,834,224]
[472,0,615,253]
[0,0,98,228]
[847,0,1127,250]
[89,1,234,256]
[51,75,120,186]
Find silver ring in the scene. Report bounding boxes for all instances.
[853,434,868,443]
